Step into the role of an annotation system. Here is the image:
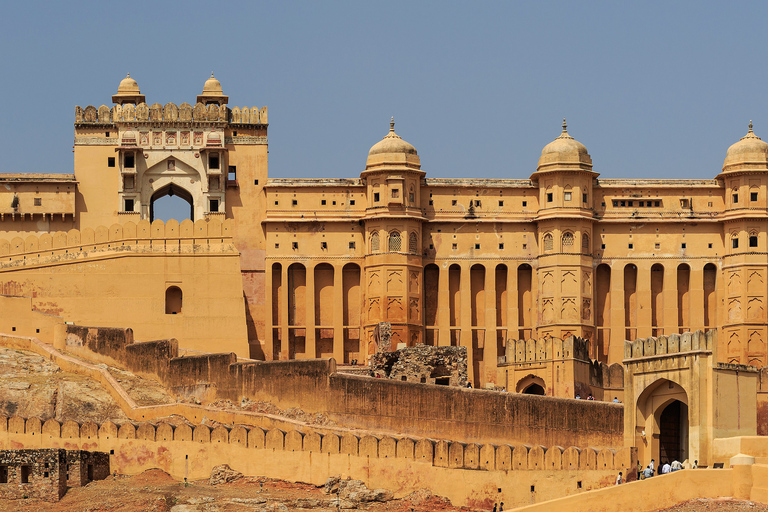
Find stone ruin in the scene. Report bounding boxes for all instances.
[370,344,468,386]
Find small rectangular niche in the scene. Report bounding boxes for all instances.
[124,199,134,212]
[209,199,219,213]
[107,157,115,167]
[20,466,30,484]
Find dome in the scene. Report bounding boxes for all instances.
[117,73,140,94]
[364,118,421,172]
[202,72,223,94]
[537,119,593,171]
[197,72,228,105]
[368,118,418,157]
[722,122,768,172]
[112,73,145,105]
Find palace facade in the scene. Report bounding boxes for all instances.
[1,75,767,388]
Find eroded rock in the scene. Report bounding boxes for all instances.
[209,464,243,485]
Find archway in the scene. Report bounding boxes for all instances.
[658,400,689,463]
[523,383,545,395]
[634,379,689,465]
[150,183,194,222]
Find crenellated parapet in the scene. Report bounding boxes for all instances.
[624,329,716,361]
[502,335,591,364]
[0,217,236,268]
[75,103,268,125]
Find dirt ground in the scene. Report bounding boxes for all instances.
[656,497,768,512]
[0,469,466,512]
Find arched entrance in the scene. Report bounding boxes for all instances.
[523,383,545,395]
[634,379,689,465]
[658,400,689,463]
[150,183,194,222]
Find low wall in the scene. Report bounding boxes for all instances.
[509,465,768,512]
[0,415,635,508]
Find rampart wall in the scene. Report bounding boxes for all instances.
[0,414,635,509]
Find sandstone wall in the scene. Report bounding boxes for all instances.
[0,414,635,509]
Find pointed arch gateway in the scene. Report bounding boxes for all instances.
[150,183,194,222]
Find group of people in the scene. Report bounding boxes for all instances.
[492,502,504,511]
[636,458,697,481]
[573,393,622,403]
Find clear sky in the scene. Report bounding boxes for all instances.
[1,1,767,185]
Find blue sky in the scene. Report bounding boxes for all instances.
[1,1,766,184]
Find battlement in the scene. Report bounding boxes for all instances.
[0,217,236,268]
[501,335,591,365]
[0,414,634,476]
[623,329,716,362]
[75,103,267,125]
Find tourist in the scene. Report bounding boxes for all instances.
[661,461,671,474]
[575,393,581,399]
[637,461,643,480]
[616,471,623,484]
[643,465,653,479]
[693,459,698,469]
[671,460,682,472]
[613,397,620,403]
[500,503,504,511]
[649,459,655,473]
[587,393,595,400]
[493,504,497,512]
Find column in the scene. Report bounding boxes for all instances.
[507,262,518,342]
[663,265,678,336]
[280,264,289,361]
[437,264,451,346]
[460,263,474,384]
[484,265,498,385]
[636,263,652,339]
[689,265,705,332]
[608,264,625,364]
[305,263,316,360]
[265,261,274,361]
[333,264,345,364]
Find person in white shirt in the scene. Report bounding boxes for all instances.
[649,459,655,473]
[661,462,672,474]
[616,472,623,485]
[671,460,682,471]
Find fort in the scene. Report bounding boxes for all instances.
[0,74,768,509]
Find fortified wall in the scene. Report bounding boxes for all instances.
[59,324,624,450]
[499,336,624,401]
[0,218,249,357]
[0,414,635,508]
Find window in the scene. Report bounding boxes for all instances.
[499,243,504,250]
[452,243,457,250]
[254,179,259,185]
[451,200,457,206]
[680,198,689,208]
[209,153,220,170]
[409,191,415,203]
[124,199,134,212]
[474,200,481,207]
[370,232,379,252]
[349,241,355,249]
[429,200,434,205]
[543,233,553,251]
[274,200,279,206]
[547,192,553,202]
[564,191,572,201]
[601,243,606,249]
[562,232,574,248]
[165,286,182,315]
[292,199,298,206]
[409,232,418,253]
[613,200,618,207]
[374,193,380,202]
[475,243,480,249]
[209,199,219,212]
[108,157,115,167]
[321,199,326,205]
[733,193,739,203]
[228,166,237,180]
[124,154,135,168]
[655,243,660,250]
[681,243,686,249]
[34,198,41,206]
[582,233,590,250]
[583,193,588,203]
[654,201,660,207]
[628,243,634,249]
[732,237,739,249]
[750,235,758,247]
[350,200,355,205]
[388,231,401,252]
[751,191,759,202]
[708,243,713,249]
[522,201,527,207]
[620,201,626,207]
[274,243,279,249]
[321,241,327,250]
[0,466,7,484]
[392,189,400,198]
[292,242,298,250]
[20,466,30,484]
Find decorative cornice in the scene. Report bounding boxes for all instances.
[74,137,118,146]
